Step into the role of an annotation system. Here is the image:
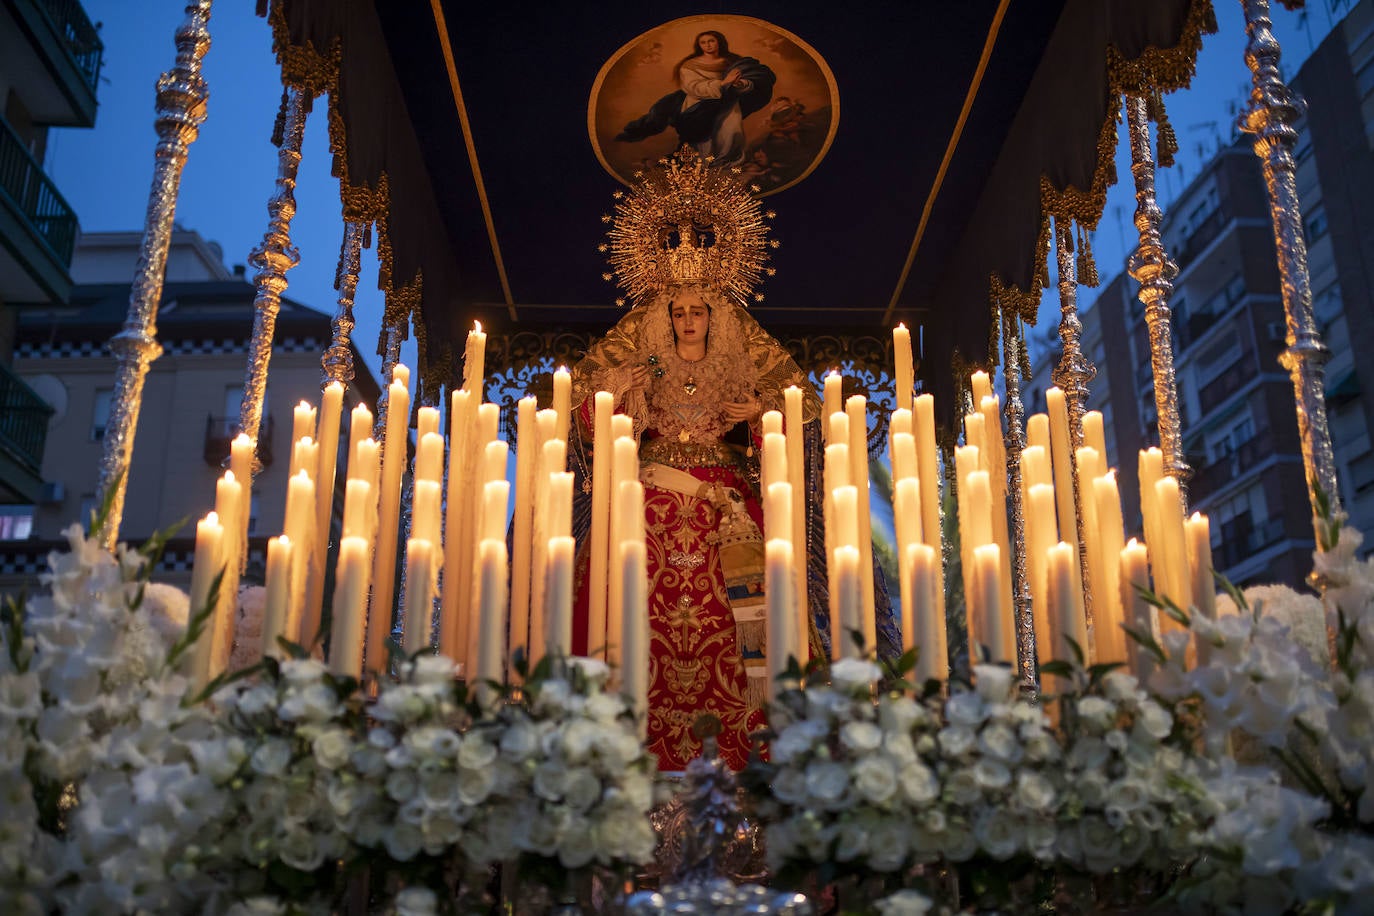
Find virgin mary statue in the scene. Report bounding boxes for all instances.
[570,151,822,770]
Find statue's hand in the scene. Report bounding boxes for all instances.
[721,398,762,424]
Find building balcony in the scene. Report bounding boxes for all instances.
[1197,355,1259,415]
[0,359,53,503]
[1215,516,1287,571]
[204,415,275,470]
[1191,429,1277,499]
[1173,209,1228,273]
[0,112,77,303]
[1,0,103,127]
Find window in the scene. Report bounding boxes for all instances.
[91,389,112,441]
[0,506,34,540]
[1350,451,1374,494]
[1306,206,1329,243]
[1295,139,1314,163]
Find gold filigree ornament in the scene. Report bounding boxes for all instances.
[604,146,778,307]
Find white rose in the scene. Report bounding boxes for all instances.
[804,760,851,808]
[411,655,456,685]
[879,695,926,735]
[534,762,567,801]
[499,721,539,761]
[313,728,353,770]
[563,767,602,811]
[978,722,1022,763]
[830,658,881,694]
[557,815,597,868]
[383,823,424,862]
[773,768,808,805]
[840,720,883,754]
[456,764,496,806]
[386,769,419,803]
[584,692,624,724]
[973,759,1011,791]
[1014,771,1056,812]
[899,761,939,804]
[278,827,326,872]
[250,738,292,777]
[560,719,599,764]
[866,817,910,872]
[568,656,611,686]
[834,819,868,862]
[851,755,899,805]
[973,664,1015,705]
[937,725,976,758]
[394,886,439,916]
[944,691,988,728]
[874,889,932,916]
[974,808,1020,859]
[456,734,498,770]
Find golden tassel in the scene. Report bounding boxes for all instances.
[1077,224,1100,288]
[270,87,288,148]
[1149,89,1178,169]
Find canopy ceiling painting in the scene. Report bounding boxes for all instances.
[261,0,1215,410]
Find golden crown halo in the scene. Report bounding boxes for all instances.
[601,146,778,306]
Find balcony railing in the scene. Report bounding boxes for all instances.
[0,115,78,268]
[1191,429,1277,498]
[0,362,53,474]
[1174,209,1227,272]
[37,0,104,92]
[204,415,275,469]
[1198,355,1259,415]
[1215,517,1288,570]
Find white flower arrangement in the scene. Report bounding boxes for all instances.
[0,521,657,913]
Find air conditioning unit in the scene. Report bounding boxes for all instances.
[39,482,65,505]
[1267,322,1286,343]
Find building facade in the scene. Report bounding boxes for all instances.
[0,0,102,509]
[1,229,380,592]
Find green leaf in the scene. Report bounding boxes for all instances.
[1156,595,1191,627]
[895,646,919,676]
[1122,624,1166,664]
[1214,570,1248,616]
[138,517,187,573]
[86,468,125,541]
[2,593,29,672]
[1038,660,1074,679]
[1087,661,1125,685]
[189,659,264,706]
[276,635,309,660]
[1063,634,1086,666]
[165,567,225,673]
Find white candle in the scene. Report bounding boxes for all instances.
[619,538,649,732]
[907,543,946,682]
[1048,541,1087,662]
[1076,445,1105,484]
[474,538,506,705]
[1026,413,1050,452]
[546,535,575,660]
[766,538,798,699]
[606,435,639,664]
[833,485,859,549]
[415,431,445,485]
[342,478,372,541]
[1026,483,1058,665]
[309,380,346,651]
[610,412,634,440]
[412,479,442,548]
[767,482,793,551]
[211,471,242,675]
[483,479,512,543]
[1046,388,1077,552]
[463,321,487,395]
[290,436,318,482]
[763,434,788,533]
[894,324,915,413]
[587,391,614,660]
[1021,444,1052,492]
[973,543,1005,663]
[347,405,373,468]
[281,469,315,644]
[970,370,993,407]
[370,367,410,676]
[979,395,1013,653]
[1186,512,1217,665]
[509,396,537,670]
[441,389,474,670]
[823,371,843,441]
[229,433,254,574]
[552,366,571,444]
[1153,476,1192,631]
[292,401,316,457]
[894,477,922,654]
[1120,539,1155,680]
[833,544,863,658]
[403,538,436,655]
[914,395,941,549]
[1082,410,1107,463]
[891,431,917,483]
[263,532,296,661]
[187,512,224,690]
[1093,473,1127,665]
[784,385,809,663]
[416,405,440,442]
[845,396,877,651]
[762,410,783,438]
[329,536,369,678]
[610,477,645,668]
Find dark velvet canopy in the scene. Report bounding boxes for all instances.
[263,0,1215,404]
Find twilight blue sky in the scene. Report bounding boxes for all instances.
[45,2,1335,385]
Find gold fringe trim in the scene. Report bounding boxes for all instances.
[1002,0,1216,322]
[266,3,338,98]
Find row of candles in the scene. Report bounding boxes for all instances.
[185,319,1217,709]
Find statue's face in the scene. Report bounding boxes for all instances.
[671,292,710,346]
[697,33,719,55]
